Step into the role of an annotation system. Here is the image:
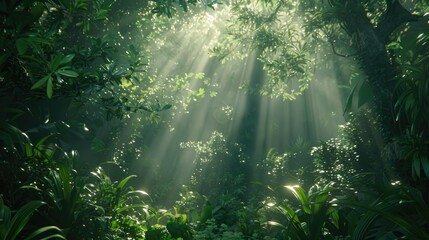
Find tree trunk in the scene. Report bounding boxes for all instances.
[339,1,418,140]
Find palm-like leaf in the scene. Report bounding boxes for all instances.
[277,184,340,239]
[0,199,65,240]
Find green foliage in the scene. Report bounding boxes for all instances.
[338,183,429,240]
[146,224,170,240]
[180,131,248,201]
[391,15,429,180]
[311,110,389,186]
[87,167,151,239]
[398,130,429,179]
[193,219,244,240]
[0,0,160,121]
[1,1,429,239]
[271,183,343,240]
[151,0,221,17]
[211,0,314,100]
[262,138,314,188]
[0,199,65,240]
[0,120,30,154]
[343,72,373,114]
[166,214,193,240]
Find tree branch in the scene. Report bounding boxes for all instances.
[329,40,357,58]
[375,0,420,43]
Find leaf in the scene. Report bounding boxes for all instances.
[128,190,150,197]
[412,157,421,178]
[5,201,45,240]
[357,80,372,107]
[179,0,188,11]
[47,77,53,99]
[116,203,150,214]
[343,82,358,114]
[285,185,310,214]
[161,104,172,111]
[0,52,11,67]
[49,54,63,71]
[116,175,136,190]
[23,226,65,240]
[25,143,33,157]
[267,221,285,228]
[421,157,429,179]
[16,38,29,55]
[30,2,45,19]
[57,69,78,77]
[59,54,75,65]
[31,76,50,90]
[35,134,57,150]
[342,199,429,240]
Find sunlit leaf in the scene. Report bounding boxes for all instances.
[57,69,79,77]
[285,185,310,214]
[117,175,136,190]
[267,221,285,228]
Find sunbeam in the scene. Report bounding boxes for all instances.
[127,4,347,205]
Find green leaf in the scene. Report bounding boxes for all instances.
[5,201,45,240]
[117,175,136,190]
[59,54,75,65]
[116,203,150,214]
[30,2,45,19]
[161,104,172,111]
[57,69,78,77]
[179,0,188,11]
[128,190,150,198]
[25,143,33,157]
[0,52,11,67]
[49,54,63,71]
[357,80,373,107]
[31,76,50,90]
[286,185,310,214]
[23,226,65,240]
[343,82,358,114]
[342,199,429,240]
[57,162,72,200]
[412,157,421,178]
[47,77,53,99]
[421,157,429,179]
[16,38,29,55]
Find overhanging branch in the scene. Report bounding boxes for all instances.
[375,0,420,43]
[329,40,357,58]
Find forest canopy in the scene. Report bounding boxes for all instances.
[1,0,429,239]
